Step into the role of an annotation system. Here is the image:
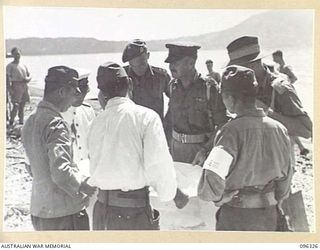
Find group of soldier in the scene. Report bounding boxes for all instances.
[6,35,312,231]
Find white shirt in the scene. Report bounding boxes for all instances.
[87,97,177,202]
[61,103,95,176]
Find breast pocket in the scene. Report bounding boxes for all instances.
[188,97,208,129]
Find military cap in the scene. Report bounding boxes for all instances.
[122,39,148,63]
[44,65,81,93]
[205,59,213,64]
[96,62,128,91]
[221,65,258,96]
[164,42,201,63]
[75,68,91,93]
[226,36,266,66]
[11,47,20,55]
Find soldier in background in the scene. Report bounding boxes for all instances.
[6,47,32,126]
[272,50,298,83]
[205,59,221,84]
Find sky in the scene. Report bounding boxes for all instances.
[3,7,268,41]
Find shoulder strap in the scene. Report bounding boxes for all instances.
[270,87,276,110]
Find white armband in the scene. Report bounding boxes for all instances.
[203,147,233,180]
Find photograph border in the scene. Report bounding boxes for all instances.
[0,0,319,243]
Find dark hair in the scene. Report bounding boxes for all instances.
[11,47,20,54]
[272,50,283,58]
[98,77,130,99]
[225,92,256,106]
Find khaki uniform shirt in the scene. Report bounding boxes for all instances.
[124,65,171,120]
[199,109,292,202]
[22,101,87,218]
[168,73,228,135]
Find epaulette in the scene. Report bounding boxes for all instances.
[151,66,168,76]
[271,74,292,95]
[82,102,92,108]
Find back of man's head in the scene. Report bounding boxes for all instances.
[221,65,258,105]
[44,65,80,96]
[96,62,129,98]
[272,50,283,58]
[11,47,20,55]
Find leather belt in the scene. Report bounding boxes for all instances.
[97,187,149,208]
[226,191,277,208]
[172,130,207,144]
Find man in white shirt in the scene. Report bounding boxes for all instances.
[88,62,177,230]
[61,69,96,228]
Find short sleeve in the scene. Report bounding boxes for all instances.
[214,126,238,163]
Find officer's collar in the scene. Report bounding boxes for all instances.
[128,64,153,77]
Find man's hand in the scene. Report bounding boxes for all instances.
[214,190,239,207]
[192,148,208,166]
[79,178,96,197]
[173,188,189,209]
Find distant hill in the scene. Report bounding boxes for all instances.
[5,10,313,55]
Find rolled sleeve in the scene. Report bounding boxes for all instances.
[143,115,177,202]
[46,119,84,199]
[198,169,225,202]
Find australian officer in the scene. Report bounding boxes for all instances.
[164,42,228,229]
[122,39,171,120]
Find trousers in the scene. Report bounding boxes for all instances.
[92,201,160,230]
[216,204,277,231]
[31,210,89,231]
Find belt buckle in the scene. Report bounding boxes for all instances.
[180,133,187,143]
[232,195,242,206]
